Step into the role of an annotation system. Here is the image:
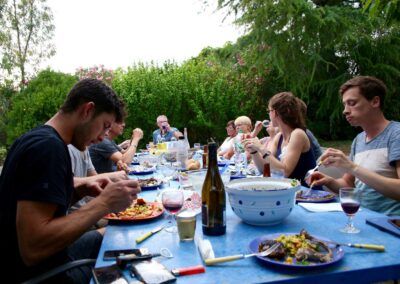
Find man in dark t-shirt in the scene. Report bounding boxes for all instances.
[89,122,143,173]
[0,79,141,283]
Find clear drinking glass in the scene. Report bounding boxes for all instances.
[233,152,247,175]
[158,164,176,188]
[339,187,362,233]
[162,189,184,233]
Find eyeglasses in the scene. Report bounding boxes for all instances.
[267,109,274,114]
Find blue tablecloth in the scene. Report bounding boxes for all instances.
[95,184,400,283]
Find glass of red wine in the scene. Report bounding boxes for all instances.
[339,187,362,233]
[162,189,184,233]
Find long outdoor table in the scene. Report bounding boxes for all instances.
[95,185,400,283]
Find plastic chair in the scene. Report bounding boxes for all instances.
[21,259,96,284]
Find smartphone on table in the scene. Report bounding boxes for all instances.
[103,248,146,260]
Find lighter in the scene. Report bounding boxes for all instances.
[171,265,205,276]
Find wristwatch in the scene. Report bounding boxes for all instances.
[262,151,271,159]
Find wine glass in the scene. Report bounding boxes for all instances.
[339,187,362,233]
[162,189,184,233]
[158,164,176,188]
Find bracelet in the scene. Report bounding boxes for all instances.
[250,150,258,155]
[262,151,271,159]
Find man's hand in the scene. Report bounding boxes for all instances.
[320,148,357,173]
[75,176,112,199]
[118,139,131,150]
[132,128,143,141]
[117,160,129,173]
[109,170,128,182]
[98,180,141,213]
[308,171,334,187]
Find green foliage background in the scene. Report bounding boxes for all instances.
[112,60,261,146]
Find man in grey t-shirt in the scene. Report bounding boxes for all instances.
[68,145,128,212]
[311,76,400,216]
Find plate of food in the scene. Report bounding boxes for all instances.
[296,189,336,203]
[138,177,161,190]
[104,198,164,221]
[249,230,344,268]
[129,165,155,175]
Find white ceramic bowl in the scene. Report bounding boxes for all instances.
[226,177,300,226]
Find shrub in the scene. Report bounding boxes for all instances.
[0,146,7,165]
[112,61,262,147]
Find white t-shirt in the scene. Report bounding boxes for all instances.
[219,137,233,154]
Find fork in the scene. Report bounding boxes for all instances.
[204,243,280,265]
[304,161,322,181]
[302,182,316,197]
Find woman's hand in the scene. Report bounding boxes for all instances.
[308,171,333,187]
[243,137,263,153]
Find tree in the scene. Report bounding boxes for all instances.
[0,0,55,86]
[361,0,400,24]
[202,0,400,139]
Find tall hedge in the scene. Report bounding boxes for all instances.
[112,61,263,147]
[6,69,77,144]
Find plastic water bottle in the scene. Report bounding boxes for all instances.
[176,136,188,169]
[234,129,245,154]
[184,127,190,149]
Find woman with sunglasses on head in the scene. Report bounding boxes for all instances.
[244,92,317,186]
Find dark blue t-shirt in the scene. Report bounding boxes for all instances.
[0,125,74,282]
[89,138,120,173]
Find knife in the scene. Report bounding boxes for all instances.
[135,226,164,244]
[205,242,280,266]
[324,240,385,251]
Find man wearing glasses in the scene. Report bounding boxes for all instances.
[152,115,183,144]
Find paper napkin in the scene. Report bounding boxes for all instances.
[298,202,343,213]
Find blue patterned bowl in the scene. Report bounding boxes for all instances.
[226,177,300,226]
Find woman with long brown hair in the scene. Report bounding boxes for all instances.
[244,92,317,185]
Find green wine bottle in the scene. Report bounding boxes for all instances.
[202,142,226,235]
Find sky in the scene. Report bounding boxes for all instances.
[42,0,243,74]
